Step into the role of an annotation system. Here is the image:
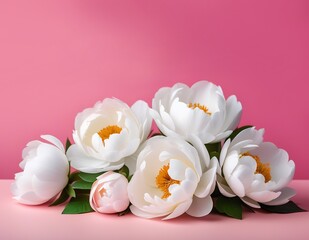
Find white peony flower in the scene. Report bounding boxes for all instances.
[151,81,242,143]
[67,98,152,173]
[11,135,69,205]
[218,127,296,207]
[128,136,218,220]
[89,172,130,213]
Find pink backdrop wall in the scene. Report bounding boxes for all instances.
[1,0,308,179]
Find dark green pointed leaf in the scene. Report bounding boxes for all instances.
[65,184,76,198]
[118,165,129,178]
[50,190,70,206]
[227,125,253,142]
[62,195,94,214]
[65,138,72,153]
[78,172,104,183]
[215,196,243,219]
[260,201,306,214]
[72,180,93,190]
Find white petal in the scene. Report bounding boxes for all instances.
[91,133,104,152]
[130,205,165,219]
[160,105,176,131]
[263,187,296,206]
[149,109,178,138]
[131,100,152,142]
[186,195,213,217]
[67,144,109,173]
[247,190,281,203]
[25,144,68,181]
[217,175,236,197]
[32,175,66,200]
[227,159,258,197]
[212,130,233,143]
[222,95,242,131]
[169,99,193,136]
[230,127,264,152]
[226,174,246,198]
[191,81,223,112]
[188,134,210,170]
[241,196,260,208]
[223,150,239,179]
[163,200,192,220]
[250,142,295,191]
[220,139,230,167]
[195,164,217,198]
[40,135,65,152]
[168,159,187,181]
[13,191,45,205]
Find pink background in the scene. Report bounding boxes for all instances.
[0,0,308,179]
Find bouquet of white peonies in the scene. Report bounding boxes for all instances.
[11,81,304,219]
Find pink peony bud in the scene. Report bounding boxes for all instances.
[90,171,130,213]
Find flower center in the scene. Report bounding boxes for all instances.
[99,187,106,197]
[241,152,271,183]
[188,102,211,115]
[97,125,122,143]
[155,164,180,199]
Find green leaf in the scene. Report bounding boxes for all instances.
[62,195,94,214]
[209,151,220,159]
[118,165,129,178]
[65,184,76,198]
[65,138,72,153]
[78,172,104,183]
[211,186,221,198]
[260,201,306,214]
[69,171,81,182]
[205,142,221,153]
[72,180,93,190]
[215,196,243,219]
[226,125,253,142]
[50,189,70,206]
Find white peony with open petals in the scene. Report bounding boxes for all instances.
[67,98,152,173]
[151,81,242,144]
[128,136,218,219]
[217,127,296,208]
[11,135,69,205]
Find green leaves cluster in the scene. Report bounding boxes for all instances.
[213,195,305,219]
[50,170,105,214]
[214,196,243,219]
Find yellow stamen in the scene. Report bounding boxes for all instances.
[188,102,211,115]
[156,164,180,199]
[97,125,122,143]
[241,152,271,183]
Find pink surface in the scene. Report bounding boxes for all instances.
[0,0,308,179]
[0,180,308,240]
